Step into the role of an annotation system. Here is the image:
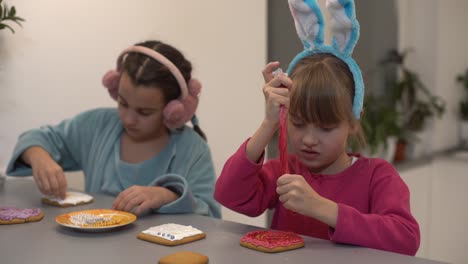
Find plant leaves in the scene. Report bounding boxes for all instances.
[8,6,15,17]
[0,22,14,33]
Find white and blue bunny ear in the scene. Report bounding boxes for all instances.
[327,0,360,55]
[286,0,364,119]
[288,0,325,50]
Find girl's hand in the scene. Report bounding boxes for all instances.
[262,61,281,83]
[25,147,67,199]
[112,185,179,215]
[262,73,292,125]
[276,174,321,215]
[276,174,338,227]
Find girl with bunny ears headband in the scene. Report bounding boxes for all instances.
[287,0,364,119]
[215,0,420,255]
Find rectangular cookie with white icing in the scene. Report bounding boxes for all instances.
[42,191,94,207]
[137,223,206,246]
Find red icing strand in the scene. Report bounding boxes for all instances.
[241,230,303,249]
[279,106,289,175]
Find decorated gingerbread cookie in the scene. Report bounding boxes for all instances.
[240,230,304,253]
[42,191,94,207]
[0,207,45,225]
[137,223,206,246]
[158,251,208,264]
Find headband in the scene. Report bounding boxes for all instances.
[117,46,189,99]
[286,0,364,119]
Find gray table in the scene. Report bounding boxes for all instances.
[0,178,447,264]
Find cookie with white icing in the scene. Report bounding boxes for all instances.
[42,191,94,207]
[137,223,206,246]
[0,207,45,225]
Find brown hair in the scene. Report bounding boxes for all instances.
[289,53,366,149]
[119,40,206,140]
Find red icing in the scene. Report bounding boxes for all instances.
[279,106,289,174]
[240,230,304,249]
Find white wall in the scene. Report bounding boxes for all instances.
[397,0,468,153]
[0,0,268,227]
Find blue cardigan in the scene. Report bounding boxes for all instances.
[7,108,221,218]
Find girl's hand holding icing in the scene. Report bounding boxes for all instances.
[276,174,338,228]
[262,73,291,126]
[246,68,292,163]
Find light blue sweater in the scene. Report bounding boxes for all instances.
[7,108,221,218]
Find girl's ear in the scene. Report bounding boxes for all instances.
[326,0,360,55]
[288,0,325,50]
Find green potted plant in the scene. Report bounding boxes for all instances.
[360,95,400,161]
[0,0,25,33]
[381,49,446,161]
[457,69,468,146]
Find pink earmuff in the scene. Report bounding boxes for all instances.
[102,46,200,129]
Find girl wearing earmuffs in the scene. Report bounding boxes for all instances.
[7,40,221,218]
[215,0,419,255]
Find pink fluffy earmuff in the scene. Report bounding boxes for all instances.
[101,46,201,129]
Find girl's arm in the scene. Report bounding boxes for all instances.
[246,73,292,162]
[330,164,420,256]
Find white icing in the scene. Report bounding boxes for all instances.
[69,213,111,226]
[142,223,203,241]
[45,191,93,205]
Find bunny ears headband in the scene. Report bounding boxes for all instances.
[102,45,202,129]
[286,0,364,119]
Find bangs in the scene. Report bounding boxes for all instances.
[289,54,355,126]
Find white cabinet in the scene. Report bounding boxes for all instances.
[399,152,468,264]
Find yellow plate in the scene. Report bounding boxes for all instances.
[56,209,137,232]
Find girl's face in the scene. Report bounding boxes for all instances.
[117,72,168,142]
[287,116,354,174]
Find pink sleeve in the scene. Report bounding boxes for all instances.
[329,163,420,256]
[214,139,279,217]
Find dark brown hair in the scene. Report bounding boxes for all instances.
[289,53,365,149]
[119,40,206,140]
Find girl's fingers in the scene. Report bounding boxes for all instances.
[56,172,68,199]
[262,61,281,82]
[268,74,292,88]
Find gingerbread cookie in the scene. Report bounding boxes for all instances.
[158,251,208,264]
[0,207,45,225]
[42,191,94,207]
[137,223,206,246]
[240,230,304,253]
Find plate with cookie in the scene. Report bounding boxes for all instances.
[56,209,136,232]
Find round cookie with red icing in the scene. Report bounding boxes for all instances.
[240,230,304,253]
[0,207,45,225]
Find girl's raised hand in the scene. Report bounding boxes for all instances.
[262,73,292,125]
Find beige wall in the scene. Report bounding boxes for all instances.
[0,0,267,226]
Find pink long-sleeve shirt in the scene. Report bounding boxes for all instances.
[214,139,420,256]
